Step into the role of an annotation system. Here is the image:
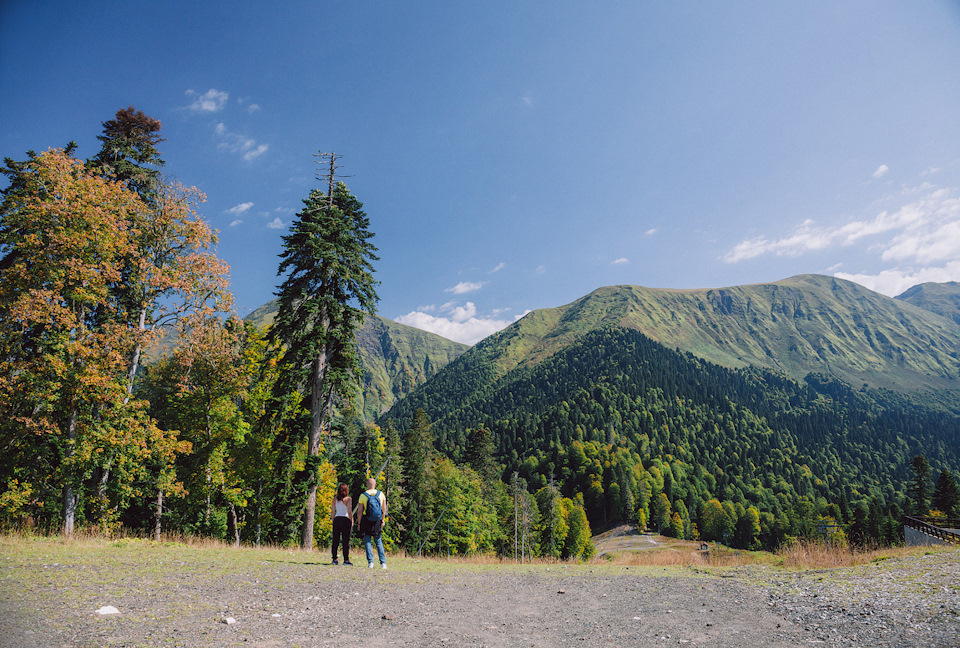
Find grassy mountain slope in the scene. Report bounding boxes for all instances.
[354,314,469,420]
[469,274,960,398]
[897,281,960,326]
[243,299,468,421]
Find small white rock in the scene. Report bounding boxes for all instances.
[223,617,236,625]
[96,606,120,615]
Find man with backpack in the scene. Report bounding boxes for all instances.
[356,477,387,569]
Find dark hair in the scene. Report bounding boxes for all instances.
[336,483,349,500]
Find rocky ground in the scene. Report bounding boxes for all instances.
[1,540,957,648]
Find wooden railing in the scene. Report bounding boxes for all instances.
[903,516,960,545]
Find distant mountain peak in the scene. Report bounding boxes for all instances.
[479,274,960,395]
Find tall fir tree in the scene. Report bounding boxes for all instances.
[402,408,435,553]
[932,469,960,518]
[908,455,932,517]
[270,165,379,549]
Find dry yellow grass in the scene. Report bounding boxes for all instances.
[774,540,933,570]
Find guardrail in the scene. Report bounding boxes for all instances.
[903,516,960,545]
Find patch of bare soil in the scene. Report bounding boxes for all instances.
[1,542,957,648]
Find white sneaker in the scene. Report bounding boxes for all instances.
[368,562,374,568]
[381,563,387,570]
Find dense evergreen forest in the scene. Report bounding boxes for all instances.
[384,326,960,549]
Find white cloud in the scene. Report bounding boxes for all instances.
[489,262,506,274]
[395,301,525,345]
[872,164,890,179]
[446,281,484,295]
[186,88,228,113]
[246,103,261,113]
[611,257,630,265]
[645,228,658,236]
[267,217,285,229]
[723,179,960,295]
[214,123,269,161]
[723,185,959,264]
[230,219,243,227]
[835,262,960,297]
[224,202,254,215]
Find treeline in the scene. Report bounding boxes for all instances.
[384,326,960,550]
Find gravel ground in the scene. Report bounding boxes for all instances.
[1,542,958,648]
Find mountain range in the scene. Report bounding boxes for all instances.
[246,275,960,423]
[247,274,960,533]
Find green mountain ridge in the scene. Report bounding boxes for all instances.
[473,274,960,399]
[897,281,960,327]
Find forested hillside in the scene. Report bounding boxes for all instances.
[383,280,960,549]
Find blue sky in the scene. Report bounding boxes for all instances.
[4,1,960,344]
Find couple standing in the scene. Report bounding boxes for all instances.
[331,477,387,569]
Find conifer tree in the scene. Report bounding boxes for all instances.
[402,408,435,552]
[271,168,379,549]
[908,455,932,517]
[932,469,960,518]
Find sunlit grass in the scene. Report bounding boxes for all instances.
[773,539,948,570]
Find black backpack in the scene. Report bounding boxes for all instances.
[365,490,383,522]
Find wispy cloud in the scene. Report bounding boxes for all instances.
[872,164,890,179]
[215,123,269,161]
[446,281,484,295]
[186,88,228,113]
[645,228,658,236]
[723,181,960,296]
[224,202,254,215]
[230,219,243,227]
[489,262,506,274]
[267,217,285,230]
[395,301,526,345]
[611,257,630,265]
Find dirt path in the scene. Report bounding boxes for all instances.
[1,540,958,648]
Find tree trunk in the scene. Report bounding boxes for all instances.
[123,308,148,405]
[63,407,78,535]
[255,478,262,547]
[153,488,163,542]
[228,502,240,547]
[301,351,328,549]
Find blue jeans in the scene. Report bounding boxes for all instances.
[364,533,385,565]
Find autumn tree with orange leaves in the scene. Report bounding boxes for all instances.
[0,108,232,535]
[0,148,188,533]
